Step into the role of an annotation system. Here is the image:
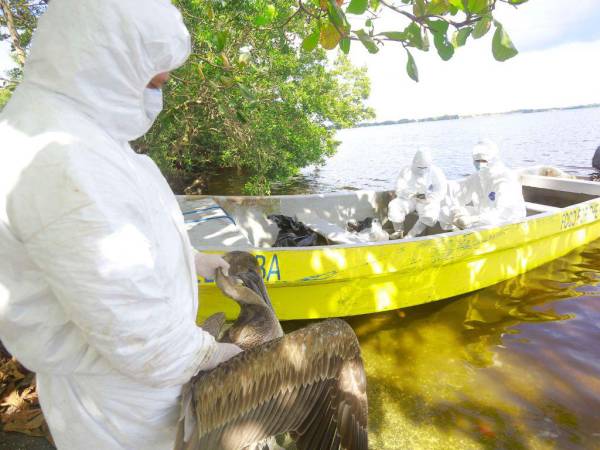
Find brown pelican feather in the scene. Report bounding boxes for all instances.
[175,251,368,450]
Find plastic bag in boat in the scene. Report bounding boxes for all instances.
[347,217,374,233]
[268,215,326,247]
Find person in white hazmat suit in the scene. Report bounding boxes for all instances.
[450,140,527,229]
[387,149,448,238]
[0,1,243,449]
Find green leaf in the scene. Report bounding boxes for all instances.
[427,0,449,15]
[320,23,342,50]
[235,110,249,123]
[254,4,277,26]
[406,49,419,82]
[465,0,489,14]
[355,29,379,53]
[220,75,235,88]
[215,31,228,52]
[472,14,492,39]
[427,20,449,35]
[434,32,454,60]
[428,20,452,59]
[237,83,255,101]
[448,0,465,10]
[405,22,428,51]
[413,0,426,16]
[327,0,348,30]
[370,0,381,10]
[340,37,351,54]
[492,23,518,61]
[452,27,472,47]
[302,29,320,52]
[347,0,368,15]
[380,31,408,41]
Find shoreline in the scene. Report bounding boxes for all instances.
[353,103,600,129]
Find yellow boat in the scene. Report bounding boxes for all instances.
[177,174,600,322]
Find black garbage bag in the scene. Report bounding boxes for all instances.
[267,214,326,247]
[347,217,374,233]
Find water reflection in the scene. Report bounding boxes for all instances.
[284,239,600,449]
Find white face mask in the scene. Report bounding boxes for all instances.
[143,88,164,122]
[474,161,489,172]
[414,166,429,177]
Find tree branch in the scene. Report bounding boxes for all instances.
[0,0,27,66]
[379,0,483,30]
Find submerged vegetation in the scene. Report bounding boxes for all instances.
[1,0,529,194]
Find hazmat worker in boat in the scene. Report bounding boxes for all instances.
[0,1,242,449]
[387,148,448,239]
[449,140,527,229]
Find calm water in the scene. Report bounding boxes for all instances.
[276,108,600,449]
[348,241,600,449]
[295,107,600,194]
[284,241,600,450]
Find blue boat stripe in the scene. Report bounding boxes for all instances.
[182,205,222,216]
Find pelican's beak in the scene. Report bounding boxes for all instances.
[236,269,274,310]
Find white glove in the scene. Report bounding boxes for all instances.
[453,214,479,230]
[194,252,230,279]
[198,342,243,372]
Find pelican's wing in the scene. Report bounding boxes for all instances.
[174,319,368,450]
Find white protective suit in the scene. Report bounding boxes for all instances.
[451,141,527,229]
[0,1,231,449]
[387,149,448,238]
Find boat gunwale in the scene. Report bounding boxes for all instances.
[192,200,599,253]
[184,175,600,252]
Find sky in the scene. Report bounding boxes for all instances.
[345,0,600,120]
[2,0,600,120]
[0,40,12,77]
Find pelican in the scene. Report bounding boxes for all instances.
[174,251,368,450]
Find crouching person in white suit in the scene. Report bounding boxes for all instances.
[387,149,448,238]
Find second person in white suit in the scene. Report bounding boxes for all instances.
[388,149,448,238]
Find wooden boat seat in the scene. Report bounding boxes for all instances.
[178,197,252,247]
[296,213,368,245]
[525,201,561,214]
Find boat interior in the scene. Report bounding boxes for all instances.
[178,174,600,249]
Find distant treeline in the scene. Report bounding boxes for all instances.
[355,103,600,129]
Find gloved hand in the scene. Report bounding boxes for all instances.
[415,193,428,203]
[453,214,479,230]
[198,341,243,372]
[194,252,230,279]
